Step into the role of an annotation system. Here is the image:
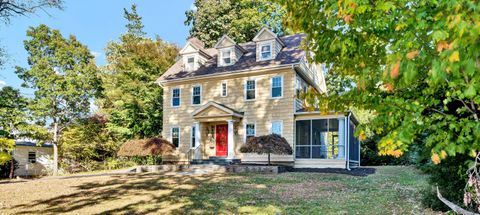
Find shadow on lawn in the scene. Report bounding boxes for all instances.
[9,172,252,214]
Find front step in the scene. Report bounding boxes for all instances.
[191,157,241,165]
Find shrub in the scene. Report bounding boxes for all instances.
[240,134,293,165]
[0,159,18,179]
[117,137,175,165]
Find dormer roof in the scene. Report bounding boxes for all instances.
[252,27,285,47]
[179,37,212,59]
[214,35,247,53]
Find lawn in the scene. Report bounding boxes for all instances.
[0,166,435,214]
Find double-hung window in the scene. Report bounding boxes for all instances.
[186,56,195,71]
[28,151,36,163]
[221,49,232,65]
[192,85,201,105]
[260,43,272,60]
[221,81,227,97]
[245,124,256,142]
[271,121,283,136]
[191,126,196,148]
[245,80,256,100]
[171,127,180,148]
[271,76,283,98]
[172,88,180,107]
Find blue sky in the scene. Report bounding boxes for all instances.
[0,0,193,95]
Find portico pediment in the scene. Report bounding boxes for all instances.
[192,101,243,121]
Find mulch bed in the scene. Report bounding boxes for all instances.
[288,167,376,177]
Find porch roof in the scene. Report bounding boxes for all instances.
[192,101,243,122]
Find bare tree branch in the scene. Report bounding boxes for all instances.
[0,0,63,23]
[437,187,479,215]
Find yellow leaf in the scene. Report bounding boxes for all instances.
[449,51,460,62]
[431,153,441,165]
[359,130,366,141]
[440,150,447,159]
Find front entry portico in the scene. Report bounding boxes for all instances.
[191,101,243,160]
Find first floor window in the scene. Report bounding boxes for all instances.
[271,76,283,98]
[28,151,36,163]
[172,127,180,147]
[172,88,180,107]
[245,80,255,100]
[192,85,201,105]
[246,124,255,142]
[191,126,196,148]
[271,121,283,136]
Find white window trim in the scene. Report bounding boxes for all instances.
[185,54,196,71]
[171,88,181,107]
[190,125,196,149]
[271,120,283,136]
[220,48,234,66]
[259,41,273,60]
[244,79,257,101]
[270,75,283,99]
[191,84,202,106]
[171,126,181,149]
[244,122,256,143]
[221,81,228,97]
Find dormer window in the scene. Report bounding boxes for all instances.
[186,56,195,71]
[221,49,232,65]
[260,43,272,60]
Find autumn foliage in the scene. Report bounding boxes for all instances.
[117,137,175,157]
[240,134,293,165]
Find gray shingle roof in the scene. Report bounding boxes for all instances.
[158,33,306,83]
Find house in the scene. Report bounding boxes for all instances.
[13,141,54,176]
[157,28,360,169]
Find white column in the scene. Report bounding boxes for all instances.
[227,119,235,159]
[194,122,201,159]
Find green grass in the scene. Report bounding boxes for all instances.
[0,166,435,214]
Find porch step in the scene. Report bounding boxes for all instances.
[191,157,241,165]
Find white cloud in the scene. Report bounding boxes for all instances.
[0,80,6,88]
[91,51,102,58]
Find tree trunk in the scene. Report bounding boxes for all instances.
[53,122,59,176]
[268,153,271,166]
[8,159,14,179]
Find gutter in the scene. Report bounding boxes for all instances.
[157,63,298,86]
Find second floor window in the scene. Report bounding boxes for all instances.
[221,82,227,97]
[260,43,272,60]
[192,85,201,105]
[271,76,283,98]
[222,49,231,65]
[245,80,256,100]
[172,88,180,107]
[171,127,180,147]
[186,56,195,71]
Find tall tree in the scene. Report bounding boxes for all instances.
[15,24,100,175]
[185,0,290,47]
[278,0,479,163]
[99,4,177,139]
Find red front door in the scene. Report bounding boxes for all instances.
[216,124,228,157]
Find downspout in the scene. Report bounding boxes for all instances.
[346,112,352,171]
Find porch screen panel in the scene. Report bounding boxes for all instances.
[295,120,310,158]
[349,123,360,161]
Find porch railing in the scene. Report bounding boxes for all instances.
[187,144,202,162]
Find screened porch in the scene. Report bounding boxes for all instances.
[294,113,360,169]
